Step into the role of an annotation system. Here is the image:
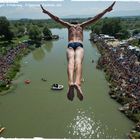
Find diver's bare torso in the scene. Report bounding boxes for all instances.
[68,24,83,43]
[41,2,115,44]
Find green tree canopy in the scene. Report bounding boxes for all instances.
[117,29,130,39]
[17,26,25,37]
[91,25,102,35]
[101,18,122,36]
[0,16,14,41]
[91,17,131,39]
[133,29,140,36]
[43,25,52,39]
[28,25,42,42]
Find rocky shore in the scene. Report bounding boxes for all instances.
[95,39,140,138]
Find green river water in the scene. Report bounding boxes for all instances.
[0,29,134,138]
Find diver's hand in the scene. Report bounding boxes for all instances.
[106,1,116,12]
[40,5,60,21]
[40,4,46,13]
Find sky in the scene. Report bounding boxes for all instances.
[0,0,140,19]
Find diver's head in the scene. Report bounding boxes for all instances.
[70,21,79,25]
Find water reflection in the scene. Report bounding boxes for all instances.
[32,47,45,61]
[89,40,95,48]
[67,108,117,139]
[89,40,101,60]
[43,41,53,53]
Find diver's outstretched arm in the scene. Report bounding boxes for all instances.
[80,1,116,28]
[40,4,71,28]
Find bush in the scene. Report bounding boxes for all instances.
[43,25,52,39]
[0,16,14,41]
[133,29,140,36]
[28,25,42,42]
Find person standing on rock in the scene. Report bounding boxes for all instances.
[40,2,116,101]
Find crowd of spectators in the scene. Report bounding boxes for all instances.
[0,44,27,87]
[96,39,140,138]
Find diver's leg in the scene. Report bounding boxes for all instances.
[75,47,84,100]
[67,47,75,85]
[66,47,75,101]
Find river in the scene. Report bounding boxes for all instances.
[0,29,134,138]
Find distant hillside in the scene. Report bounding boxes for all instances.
[61,14,140,19]
[9,15,140,21]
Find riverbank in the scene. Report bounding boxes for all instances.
[95,39,140,138]
[0,34,59,94]
[0,42,33,94]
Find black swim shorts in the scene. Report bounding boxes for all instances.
[68,42,83,50]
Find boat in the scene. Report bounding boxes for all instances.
[51,84,64,90]
[24,80,31,84]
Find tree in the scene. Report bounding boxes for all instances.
[0,16,14,41]
[101,18,122,36]
[17,26,25,37]
[133,29,140,36]
[119,29,130,39]
[43,25,52,40]
[28,25,42,42]
[91,25,101,35]
[91,20,103,34]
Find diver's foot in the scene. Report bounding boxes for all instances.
[67,84,75,101]
[74,84,83,101]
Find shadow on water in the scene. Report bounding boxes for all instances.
[32,41,53,61]
[42,41,53,53]
[32,47,45,61]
